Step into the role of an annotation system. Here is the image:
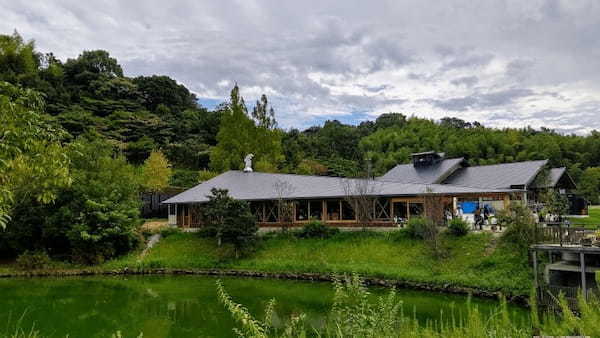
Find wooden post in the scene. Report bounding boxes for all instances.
[532,250,538,289]
[322,200,327,222]
[452,197,457,215]
[580,252,587,300]
[503,194,510,209]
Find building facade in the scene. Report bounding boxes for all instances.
[163,151,584,229]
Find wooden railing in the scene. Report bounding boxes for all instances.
[535,224,591,246]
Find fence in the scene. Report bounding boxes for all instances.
[535,224,591,246]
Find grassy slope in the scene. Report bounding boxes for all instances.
[568,205,600,229]
[104,231,531,295]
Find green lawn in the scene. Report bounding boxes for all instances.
[104,230,532,296]
[568,205,600,229]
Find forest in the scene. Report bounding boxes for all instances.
[2,30,600,261]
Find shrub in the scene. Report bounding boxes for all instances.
[405,217,430,239]
[448,218,470,236]
[499,203,538,248]
[159,226,181,238]
[297,220,339,239]
[16,250,51,270]
[405,217,447,258]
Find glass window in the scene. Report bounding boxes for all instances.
[409,202,424,217]
[309,200,322,220]
[296,200,309,221]
[393,202,408,219]
[327,200,341,221]
[341,201,355,220]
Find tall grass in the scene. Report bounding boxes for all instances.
[217,274,600,337]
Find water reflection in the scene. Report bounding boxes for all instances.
[0,275,527,337]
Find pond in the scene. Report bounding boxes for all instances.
[0,275,529,337]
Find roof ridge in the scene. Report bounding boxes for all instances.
[389,157,464,168]
[228,170,347,179]
[463,159,547,169]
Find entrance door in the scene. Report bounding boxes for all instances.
[392,201,408,223]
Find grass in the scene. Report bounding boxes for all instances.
[568,205,600,229]
[103,230,532,296]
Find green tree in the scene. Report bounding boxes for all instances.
[63,50,123,81]
[0,82,71,228]
[210,85,283,172]
[0,31,40,86]
[133,75,197,113]
[251,94,277,129]
[141,150,172,192]
[579,167,600,205]
[1,136,142,261]
[203,188,257,258]
[63,138,142,263]
[198,169,218,182]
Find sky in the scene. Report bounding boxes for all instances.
[1,0,600,134]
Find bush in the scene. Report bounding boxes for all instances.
[159,226,181,238]
[16,251,51,270]
[405,217,430,239]
[448,218,470,236]
[297,220,339,239]
[499,203,538,248]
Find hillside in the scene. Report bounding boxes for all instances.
[2,31,600,201]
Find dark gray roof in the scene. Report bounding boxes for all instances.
[443,160,548,189]
[163,170,517,204]
[548,167,567,187]
[531,167,575,189]
[378,158,465,184]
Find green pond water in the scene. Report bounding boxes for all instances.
[0,275,529,337]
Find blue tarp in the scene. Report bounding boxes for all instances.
[461,201,479,213]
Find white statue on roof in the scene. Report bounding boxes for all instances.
[243,153,254,172]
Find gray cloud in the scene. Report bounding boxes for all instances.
[427,88,535,111]
[441,53,494,71]
[1,0,600,133]
[451,76,478,87]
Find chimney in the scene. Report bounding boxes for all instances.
[411,151,444,167]
[243,154,254,172]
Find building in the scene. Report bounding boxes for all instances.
[163,152,585,228]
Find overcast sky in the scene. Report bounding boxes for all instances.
[2,1,599,134]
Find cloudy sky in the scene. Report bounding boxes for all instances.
[2,1,600,134]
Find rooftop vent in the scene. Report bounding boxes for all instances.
[411,151,445,167]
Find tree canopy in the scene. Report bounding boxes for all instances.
[1,30,600,195]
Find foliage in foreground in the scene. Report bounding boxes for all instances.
[0,81,71,229]
[1,136,142,264]
[218,274,600,338]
